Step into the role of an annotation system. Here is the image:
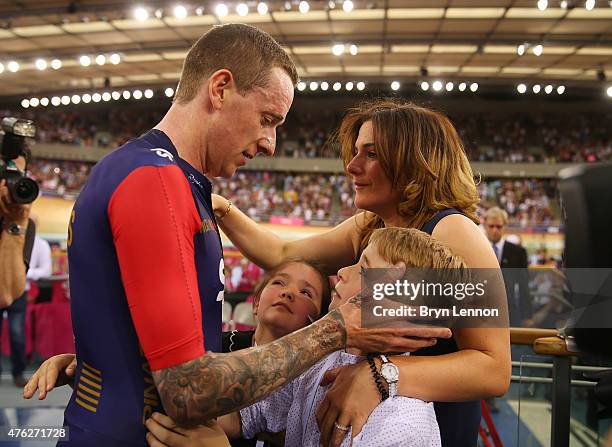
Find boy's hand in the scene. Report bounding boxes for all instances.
[23,353,77,400]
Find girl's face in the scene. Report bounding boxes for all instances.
[331,242,397,310]
[253,263,326,335]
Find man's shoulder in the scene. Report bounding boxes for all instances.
[98,134,178,173]
[503,240,527,255]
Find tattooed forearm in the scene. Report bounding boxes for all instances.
[153,309,347,426]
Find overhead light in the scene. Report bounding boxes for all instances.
[533,84,541,93]
[82,93,92,103]
[51,59,62,69]
[257,2,268,14]
[320,81,329,91]
[195,6,205,15]
[517,83,527,94]
[112,91,121,100]
[537,0,548,11]
[345,81,354,91]
[215,3,229,17]
[92,93,102,103]
[343,0,354,12]
[328,1,336,9]
[134,6,149,21]
[557,85,566,94]
[95,54,106,65]
[309,81,318,91]
[30,98,39,107]
[165,87,175,97]
[284,1,291,10]
[585,0,595,10]
[432,80,443,91]
[391,81,400,91]
[333,82,342,91]
[122,90,131,99]
[544,84,553,94]
[34,59,47,70]
[533,44,543,56]
[445,81,454,91]
[470,82,479,92]
[51,96,61,106]
[607,85,612,97]
[420,81,430,91]
[299,1,310,13]
[458,82,467,91]
[79,55,91,67]
[133,89,143,100]
[517,44,526,56]
[236,3,249,16]
[154,8,164,19]
[332,44,345,56]
[61,95,71,105]
[297,81,306,91]
[0,63,4,74]
[102,92,111,101]
[560,0,568,8]
[7,61,19,73]
[21,99,29,108]
[349,44,358,56]
[174,5,188,19]
[40,97,49,106]
[71,94,81,104]
[109,53,121,65]
[356,81,365,91]
[144,89,154,98]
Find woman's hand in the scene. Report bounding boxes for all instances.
[23,353,77,400]
[211,194,229,218]
[145,412,230,447]
[315,361,380,447]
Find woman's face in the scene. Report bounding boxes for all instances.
[254,263,325,336]
[346,121,401,216]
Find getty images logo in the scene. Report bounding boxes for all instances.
[150,148,174,162]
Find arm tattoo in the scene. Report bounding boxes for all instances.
[153,309,347,425]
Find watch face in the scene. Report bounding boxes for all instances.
[381,363,399,382]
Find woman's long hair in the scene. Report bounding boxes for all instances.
[333,99,480,251]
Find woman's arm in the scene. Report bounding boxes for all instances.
[213,194,362,273]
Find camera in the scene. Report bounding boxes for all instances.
[0,117,40,204]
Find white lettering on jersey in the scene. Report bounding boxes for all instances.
[150,148,174,162]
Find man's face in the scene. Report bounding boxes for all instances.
[206,67,294,178]
[485,216,505,243]
[14,155,26,172]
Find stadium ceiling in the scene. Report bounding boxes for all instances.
[0,0,611,96]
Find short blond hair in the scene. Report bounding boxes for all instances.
[484,206,508,225]
[174,23,298,104]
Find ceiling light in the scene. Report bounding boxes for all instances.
[21,99,29,108]
[144,89,154,98]
[309,81,318,91]
[432,80,443,91]
[154,8,164,19]
[458,82,467,91]
[517,83,527,94]
[517,44,525,56]
[134,6,149,21]
[61,95,71,105]
[391,81,400,91]
[356,81,365,91]
[607,85,612,97]
[470,82,479,92]
[557,85,566,94]
[51,59,62,69]
[71,94,81,104]
[165,87,175,97]
[79,55,91,67]
[101,92,111,102]
[445,81,454,91]
[333,82,342,91]
[112,91,121,100]
[35,59,47,70]
[236,3,249,16]
[560,0,568,8]
[320,81,329,91]
[173,5,188,19]
[92,93,102,102]
[7,61,19,72]
[585,0,595,10]
[328,1,336,9]
[298,1,310,13]
[297,81,306,91]
[257,2,268,14]
[133,89,143,99]
[215,3,229,17]
[533,44,543,56]
[332,44,345,56]
[343,0,354,12]
[537,0,548,11]
[109,53,121,65]
[533,84,541,93]
[96,54,106,65]
[0,63,4,74]
[51,96,61,106]
[30,98,39,107]
[345,81,354,91]
[420,81,430,91]
[82,93,92,103]
[349,44,358,56]
[40,97,49,106]
[544,84,553,94]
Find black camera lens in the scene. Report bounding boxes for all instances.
[9,177,39,204]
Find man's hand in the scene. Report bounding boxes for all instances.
[0,179,31,225]
[23,354,77,400]
[145,412,230,447]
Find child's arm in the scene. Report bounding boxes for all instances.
[23,353,77,400]
[238,379,295,439]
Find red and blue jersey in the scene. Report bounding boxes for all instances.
[63,129,224,446]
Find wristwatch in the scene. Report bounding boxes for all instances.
[379,354,400,398]
[2,222,26,236]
